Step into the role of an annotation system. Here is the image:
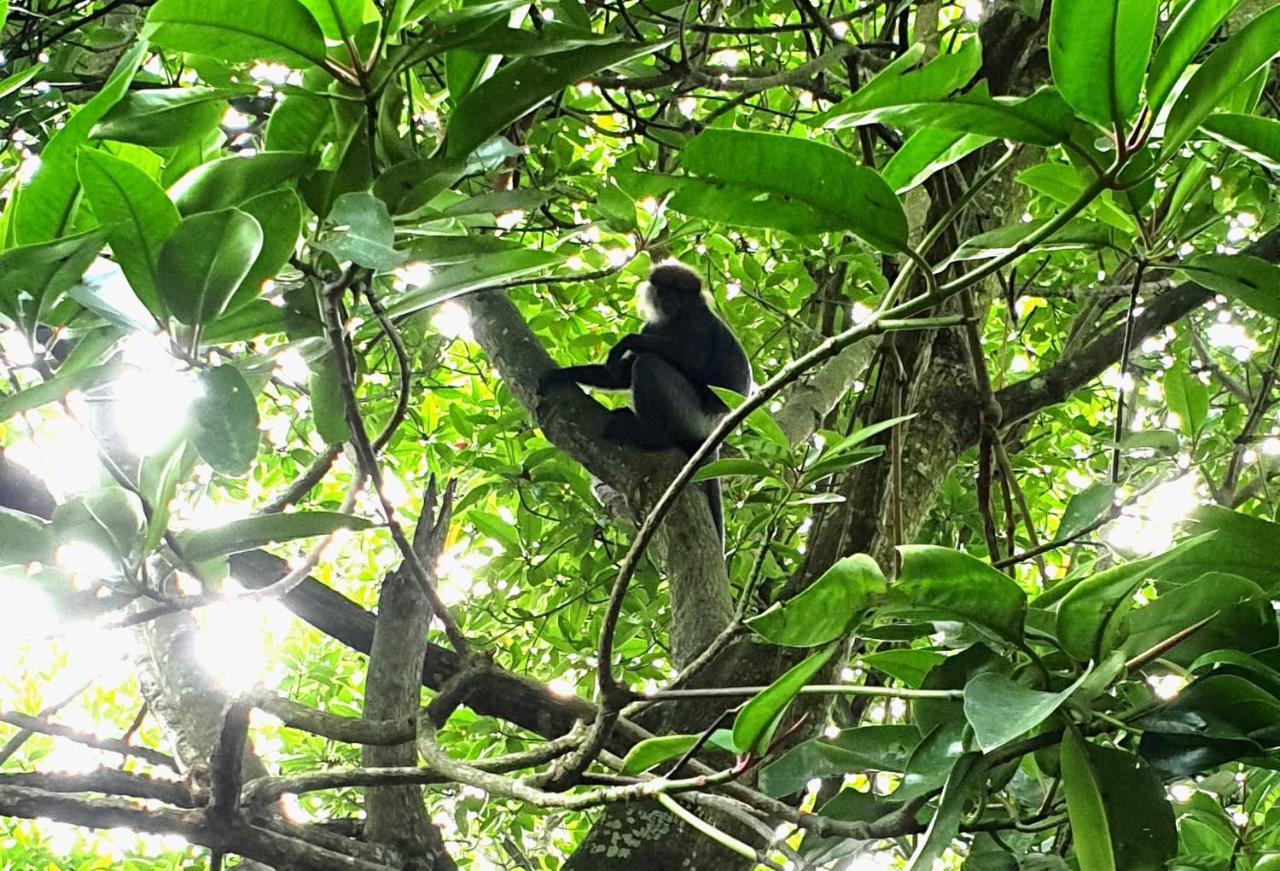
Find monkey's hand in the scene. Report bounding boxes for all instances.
[605,338,639,371]
[537,368,578,396]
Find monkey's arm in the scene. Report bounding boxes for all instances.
[537,363,630,395]
[608,333,708,382]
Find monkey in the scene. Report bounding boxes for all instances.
[538,262,752,545]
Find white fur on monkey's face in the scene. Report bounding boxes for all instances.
[636,280,662,323]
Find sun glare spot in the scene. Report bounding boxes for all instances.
[431,301,473,341]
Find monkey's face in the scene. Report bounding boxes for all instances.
[636,264,704,324]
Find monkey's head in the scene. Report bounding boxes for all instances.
[637,262,705,323]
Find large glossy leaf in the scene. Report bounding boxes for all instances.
[309,352,352,444]
[894,721,968,802]
[1015,163,1135,233]
[139,438,195,554]
[1138,674,1280,777]
[1200,113,1280,171]
[320,192,404,270]
[1062,732,1177,871]
[180,511,372,560]
[1125,572,1276,665]
[51,487,145,565]
[145,0,330,69]
[227,189,303,312]
[156,209,263,325]
[1164,358,1209,436]
[618,730,735,776]
[906,752,984,871]
[1146,0,1243,111]
[1056,552,1166,661]
[298,0,377,40]
[679,130,908,252]
[731,645,836,755]
[949,218,1111,261]
[822,84,1077,147]
[1048,0,1157,127]
[192,365,260,477]
[1055,482,1116,542]
[631,173,854,237]
[814,40,980,121]
[1161,6,1280,158]
[445,41,666,158]
[12,43,144,245]
[963,671,1090,752]
[882,128,993,193]
[888,545,1027,646]
[758,725,920,797]
[746,554,885,647]
[381,249,561,319]
[373,156,468,215]
[91,87,250,147]
[0,508,54,567]
[170,151,316,216]
[1183,253,1280,321]
[77,149,181,317]
[0,359,127,424]
[0,230,107,324]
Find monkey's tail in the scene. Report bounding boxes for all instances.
[696,446,726,548]
[700,478,726,548]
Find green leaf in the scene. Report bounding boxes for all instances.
[381,249,561,319]
[52,487,145,564]
[1184,253,1280,321]
[1125,572,1277,665]
[439,189,551,218]
[619,735,700,776]
[1049,0,1157,126]
[1056,554,1161,661]
[310,352,352,444]
[882,128,994,193]
[1055,482,1116,542]
[91,87,250,147]
[227,189,303,312]
[139,438,195,554]
[1160,6,1280,158]
[642,173,853,237]
[822,84,1077,148]
[372,157,468,215]
[691,457,776,482]
[890,545,1027,646]
[265,76,333,154]
[0,360,127,424]
[679,129,908,253]
[963,671,1090,752]
[950,218,1111,261]
[0,508,54,567]
[1200,113,1280,171]
[758,725,921,796]
[1146,0,1243,111]
[145,0,330,69]
[0,230,107,323]
[12,42,145,245]
[906,752,984,871]
[321,191,404,270]
[822,413,916,456]
[77,149,181,317]
[298,0,376,40]
[895,721,968,801]
[1164,359,1208,436]
[445,41,666,158]
[1015,162,1135,233]
[192,365,260,477]
[1062,734,1179,871]
[180,511,372,561]
[1062,732,1114,871]
[732,644,836,755]
[746,554,886,647]
[814,40,981,121]
[156,208,263,325]
[170,151,317,216]
[1138,674,1280,777]
[858,649,944,687]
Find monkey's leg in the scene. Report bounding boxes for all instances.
[624,353,726,544]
